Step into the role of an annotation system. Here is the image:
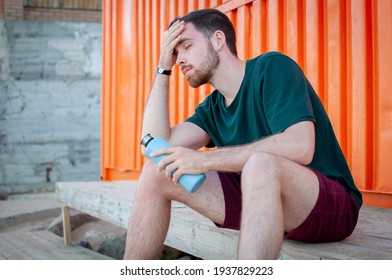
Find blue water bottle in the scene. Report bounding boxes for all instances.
[141,134,206,193]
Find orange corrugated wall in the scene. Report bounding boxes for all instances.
[101,0,392,208]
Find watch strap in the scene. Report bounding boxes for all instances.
[156,67,172,75]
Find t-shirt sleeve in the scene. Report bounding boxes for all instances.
[185,97,216,148]
[185,97,208,131]
[262,55,315,134]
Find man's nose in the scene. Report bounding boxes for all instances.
[176,53,186,66]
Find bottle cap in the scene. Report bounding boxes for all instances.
[140,134,154,147]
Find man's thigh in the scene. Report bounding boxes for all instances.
[172,171,226,227]
[285,169,360,242]
[242,152,321,232]
[276,157,320,232]
[202,155,319,231]
[213,154,319,232]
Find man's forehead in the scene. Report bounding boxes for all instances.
[181,22,203,39]
[174,22,205,52]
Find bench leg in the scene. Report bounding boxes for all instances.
[62,206,72,245]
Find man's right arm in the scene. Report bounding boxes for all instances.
[141,72,210,151]
[141,73,171,141]
[141,20,210,152]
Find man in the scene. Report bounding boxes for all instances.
[123,8,362,259]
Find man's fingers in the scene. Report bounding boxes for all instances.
[159,21,184,69]
[163,21,184,48]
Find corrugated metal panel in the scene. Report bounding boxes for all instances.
[101,0,392,208]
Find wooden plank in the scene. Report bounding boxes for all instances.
[56,181,392,260]
[56,181,134,228]
[1,231,51,259]
[166,206,239,259]
[33,230,114,260]
[281,238,392,260]
[0,231,113,260]
[342,233,392,254]
[0,235,32,260]
[62,206,72,245]
[354,206,392,239]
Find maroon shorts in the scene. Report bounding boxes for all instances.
[217,169,360,243]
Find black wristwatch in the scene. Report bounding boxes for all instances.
[156,67,172,76]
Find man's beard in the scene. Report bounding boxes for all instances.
[187,42,220,88]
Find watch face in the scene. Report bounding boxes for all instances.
[158,68,164,73]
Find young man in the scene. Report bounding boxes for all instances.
[123,8,362,259]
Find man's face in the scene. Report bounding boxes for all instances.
[174,23,220,88]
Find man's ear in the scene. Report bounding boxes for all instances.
[212,30,226,51]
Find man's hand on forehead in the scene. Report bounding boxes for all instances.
[158,20,185,70]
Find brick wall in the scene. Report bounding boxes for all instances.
[0,0,4,18]
[24,7,101,22]
[2,0,24,20]
[0,0,101,22]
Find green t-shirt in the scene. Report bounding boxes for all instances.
[186,52,362,207]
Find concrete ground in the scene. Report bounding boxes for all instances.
[0,192,61,233]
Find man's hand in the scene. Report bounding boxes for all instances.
[151,146,208,184]
[158,20,185,70]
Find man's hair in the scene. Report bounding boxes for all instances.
[169,9,238,56]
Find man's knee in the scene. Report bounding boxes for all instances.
[243,152,281,179]
[240,152,285,198]
[138,160,170,195]
[138,160,185,200]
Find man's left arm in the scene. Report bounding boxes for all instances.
[153,120,315,183]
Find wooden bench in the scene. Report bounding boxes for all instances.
[56,181,392,260]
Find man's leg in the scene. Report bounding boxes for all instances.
[238,152,319,259]
[123,160,225,259]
